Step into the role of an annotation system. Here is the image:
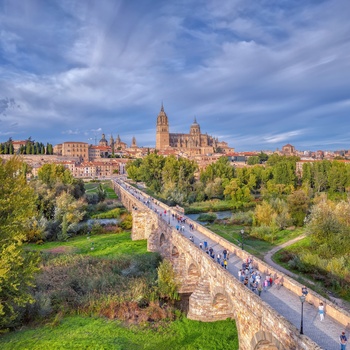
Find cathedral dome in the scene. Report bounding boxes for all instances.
[190,117,201,134]
[99,133,108,146]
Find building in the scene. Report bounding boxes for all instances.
[281,144,296,156]
[155,104,234,155]
[54,142,89,162]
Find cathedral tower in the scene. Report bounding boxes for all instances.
[156,103,169,150]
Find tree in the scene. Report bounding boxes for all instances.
[258,152,269,163]
[54,192,86,241]
[254,200,276,226]
[0,156,40,330]
[287,190,310,226]
[247,156,260,165]
[156,260,179,302]
[38,164,73,187]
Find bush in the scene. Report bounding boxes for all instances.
[85,193,99,205]
[120,214,132,230]
[91,208,122,219]
[250,225,273,240]
[24,253,162,324]
[197,213,217,223]
[230,211,253,225]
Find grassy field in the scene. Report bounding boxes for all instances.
[0,315,238,350]
[207,223,303,259]
[272,236,350,302]
[26,232,149,258]
[5,231,239,350]
[84,181,118,199]
[185,200,237,214]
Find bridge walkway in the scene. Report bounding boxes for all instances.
[116,180,346,350]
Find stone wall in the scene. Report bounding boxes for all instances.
[114,181,323,350]
[132,186,350,330]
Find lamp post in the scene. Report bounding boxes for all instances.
[240,229,244,250]
[299,295,306,334]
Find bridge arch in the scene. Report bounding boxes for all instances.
[172,245,179,258]
[159,233,166,247]
[187,262,201,286]
[212,292,235,320]
[251,331,285,350]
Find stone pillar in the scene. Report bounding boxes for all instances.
[187,277,213,321]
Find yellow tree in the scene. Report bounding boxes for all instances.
[0,157,40,330]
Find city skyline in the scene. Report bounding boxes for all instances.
[0,0,350,151]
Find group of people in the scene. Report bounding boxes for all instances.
[196,240,230,270]
[238,257,274,296]
[120,180,349,350]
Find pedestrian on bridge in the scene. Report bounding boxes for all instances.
[340,331,347,350]
[318,302,324,321]
[301,286,308,297]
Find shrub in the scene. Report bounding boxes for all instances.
[230,211,253,225]
[120,214,132,230]
[197,213,217,223]
[91,208,122,219]
[250,225,273,240]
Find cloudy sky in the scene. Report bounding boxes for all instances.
[0,0,349,151]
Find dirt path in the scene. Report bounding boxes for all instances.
[263,233,307,279]
[264,234,350,313]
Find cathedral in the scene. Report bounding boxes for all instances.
[156,104,233,155]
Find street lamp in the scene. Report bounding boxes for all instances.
[299,295,306,334]
[240,229,244,250]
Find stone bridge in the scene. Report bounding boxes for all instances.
[113,180,347,350]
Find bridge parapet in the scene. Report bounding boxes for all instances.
[114,180,344,349]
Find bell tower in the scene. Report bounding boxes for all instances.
[156,103,169,150]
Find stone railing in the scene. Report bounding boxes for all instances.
[120,180,350,330]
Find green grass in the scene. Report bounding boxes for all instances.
[91,208,124,219]
[84,181,118,199]
[207,224,303,259]
[185,200,236,214]
[0,316,238,350]
[272,237,350,302]
[26,232,149,258]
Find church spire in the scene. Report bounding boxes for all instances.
[161,101,164,112]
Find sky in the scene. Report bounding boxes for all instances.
[0,0,349,152]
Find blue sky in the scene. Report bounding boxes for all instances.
[0,0,349,151]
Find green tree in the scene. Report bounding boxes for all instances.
[156,260,179,302]
[38,164,73,187]
[258,152,269,163]
[54,192,86,241]
[287,190,310,226]
[254,200,276,226]
[0,156,40,330]
[247,156,260,165]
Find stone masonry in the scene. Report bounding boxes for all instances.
[114,181,325,350]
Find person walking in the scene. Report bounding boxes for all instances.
[340,331,347,350]
[263,279,269,292]
[318,302,324,321]
[301,286,308,296]
[257,283,262,297]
